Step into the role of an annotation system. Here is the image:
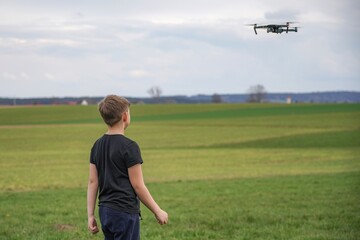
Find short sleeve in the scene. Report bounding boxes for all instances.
[90,145,95,164]
[125,141,143,168]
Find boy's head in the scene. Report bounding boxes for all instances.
[98,95,131,127]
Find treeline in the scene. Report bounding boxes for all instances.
[0,91,359,106]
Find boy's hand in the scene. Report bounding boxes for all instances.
[88,216,99,234]
[155,209,168,225]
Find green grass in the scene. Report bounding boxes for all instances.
[0,103,358,125]
[0,103,359,239]
[1,172,359,240]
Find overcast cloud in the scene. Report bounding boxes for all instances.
[0,0,359,98]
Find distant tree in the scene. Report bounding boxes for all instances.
[247,84,267,103]
[147,86,162,99]
[212,93,223,103]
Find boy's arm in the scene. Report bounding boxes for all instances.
[87,163,99,234]
[129,164,168,225]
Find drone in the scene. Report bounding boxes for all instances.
[247,22,299,34]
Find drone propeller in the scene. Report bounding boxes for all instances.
[244,24,258,34]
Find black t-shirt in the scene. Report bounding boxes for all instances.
[90,134,143,213]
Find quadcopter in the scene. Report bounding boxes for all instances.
[247,22,299,34]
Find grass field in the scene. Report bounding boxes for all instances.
[0,103,359,239]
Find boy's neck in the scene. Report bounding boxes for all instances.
[106,122,125,135]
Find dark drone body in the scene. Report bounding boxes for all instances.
[247,22,299,35]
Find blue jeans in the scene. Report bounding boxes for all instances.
[99,206,140,240]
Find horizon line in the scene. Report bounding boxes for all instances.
[1,90,360,99]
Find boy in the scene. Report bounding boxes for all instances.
[87,95,168,240]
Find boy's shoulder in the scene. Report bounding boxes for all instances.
[95,134,138,147]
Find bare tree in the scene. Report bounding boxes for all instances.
[147,86,162,99]
[212,93,223,103]
[247,84,267,103]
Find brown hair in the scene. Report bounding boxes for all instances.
[98,95,130,126]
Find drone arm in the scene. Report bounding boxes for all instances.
[253,25,268,34]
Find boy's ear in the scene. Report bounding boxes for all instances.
[122,111,128,122]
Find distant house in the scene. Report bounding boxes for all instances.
[81,100,89,106]
[67,101,77,105]
[286,96,292,104]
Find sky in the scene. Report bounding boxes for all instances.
[0,0,359,98]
